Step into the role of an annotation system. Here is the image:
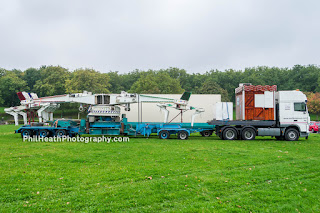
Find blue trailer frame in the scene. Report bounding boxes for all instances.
[15,119,215,140]
[15,125,80,137]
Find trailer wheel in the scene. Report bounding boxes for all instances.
[56,129,67,137]
[39,129,49,137]
[159,130,170,139]
[241,128,256,140]
[21,129,32,138]
[177,130,188,140]
[285,128,299,141]
[223,128,237,140]
[201,130,212,137]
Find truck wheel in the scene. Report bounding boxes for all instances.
[311,129,315,133]
[21,129,32,138]
[241,128,256,140]
[56,129,67,137]
[177,130,188,140]
[201,130,212,137]
[159,130,170,139]
[223,128,237,140]
[39,129,49,137]
[285,128,299,141]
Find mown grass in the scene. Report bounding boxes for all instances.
[0,125,320,212]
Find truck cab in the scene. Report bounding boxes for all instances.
[277,91,310,138]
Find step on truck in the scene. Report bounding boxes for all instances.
[209,84,310,141]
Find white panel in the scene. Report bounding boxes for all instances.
[216,102,233,121]
[255,94,265,108]
[125,94,221,123]
[264,91,274,108]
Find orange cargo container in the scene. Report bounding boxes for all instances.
[235,84,277,121]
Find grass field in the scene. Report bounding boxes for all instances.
[0,125,320,212]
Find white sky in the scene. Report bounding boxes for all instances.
[0,0,319,73]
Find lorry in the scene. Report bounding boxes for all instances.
[10,84,311,141]
[209,84,310,141]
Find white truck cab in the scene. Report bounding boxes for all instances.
[276,91,310,138]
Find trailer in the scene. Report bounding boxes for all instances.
[16,118,214,140]
[15,120,80,137]
[209,84,310,141]
[12,90,213,140]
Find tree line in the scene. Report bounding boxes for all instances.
[1,65,320,111]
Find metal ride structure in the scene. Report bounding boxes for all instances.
[5,91,202,125]
[7,91,213,140]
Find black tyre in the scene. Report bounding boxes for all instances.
[56,129,67,137]
[284,128,299,141]
[177,130,189,140]
[39,129,49,137]
[223,128,237,140]
[201,130,212,137]
[159,130,170,139]
[241,128,256,140]
[21,129,32,138]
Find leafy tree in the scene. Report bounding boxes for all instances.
[119,70,143,91]
[66,68,110,94]
[0,71,29,106]
[23,68,41,91]
[206,69,243,101]
[33,66,70,97]
[306,92,320,120]
[196,79,229,101]
[0,68,7,77]
[160,67,189,89]
[129,72,184,94]
[182,73,207,93]
[287,65,320,92]
[129,74,160,93]
[107,71,125,93]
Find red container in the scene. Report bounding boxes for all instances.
[235,84,277,121]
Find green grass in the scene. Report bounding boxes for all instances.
[310,113,319,121]
[0,125,320,212]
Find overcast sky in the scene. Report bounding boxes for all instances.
[0,0,319,73]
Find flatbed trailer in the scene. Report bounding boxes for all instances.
[15,119,214,140]
[132,122,214,139]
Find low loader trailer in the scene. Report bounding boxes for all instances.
[15,118,214,140]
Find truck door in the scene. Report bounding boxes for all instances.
[293,102,308,132]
